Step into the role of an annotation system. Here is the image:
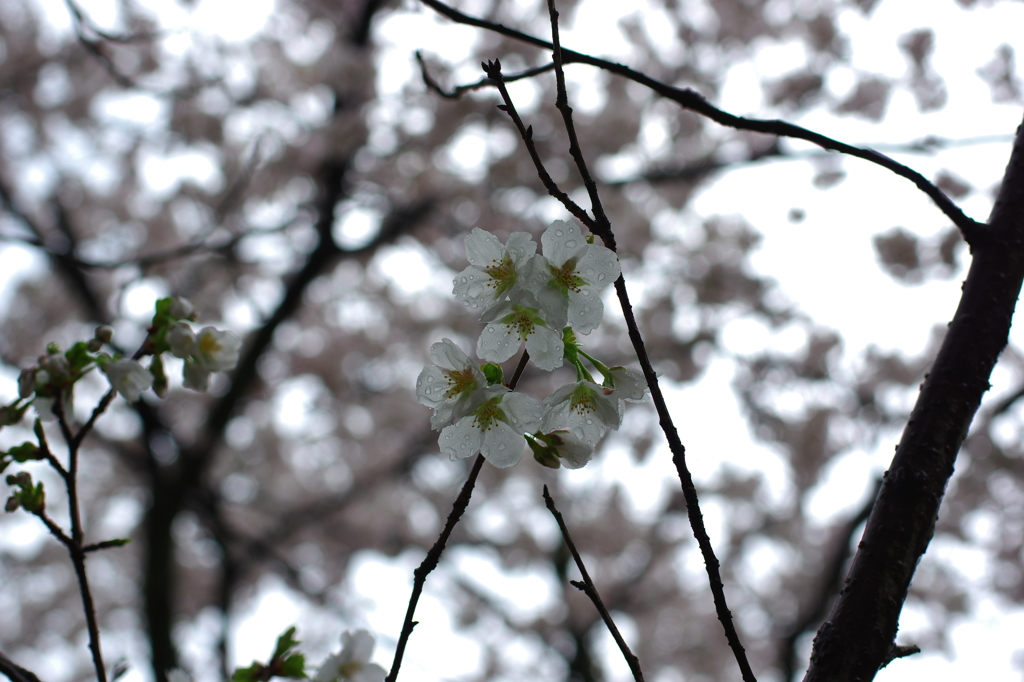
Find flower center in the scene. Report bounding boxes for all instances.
[472,396,506,431]
[443,367,478,399]
[483,255,517,298]
[569,385,598,415]
[550,258,586,293]
[499,305,543,340]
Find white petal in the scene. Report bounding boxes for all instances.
[481,421,527,468]
[501,392,543,433]
[566,287,604,335]
[315,653,344,682]
[464,228,504,267]
[610,367,647,401]
[525,324,564,371]
[576,243,621,289]
[503,231,538,265]
[416,365,449,408]
[351,663,386,682]
[439,417,485,461]
[452,267,496,308]
[541,220,588,266]
[477,322,522,364]
[342,630,376,664]
[429,338,472,370]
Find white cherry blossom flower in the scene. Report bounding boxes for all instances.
[416,338,487,430]
[166,322,196,359]
[477,293,564,371]
[541,380,622,446]
[102,359,154,402]
[315,629,386,682]
[439,385,542,467]
[535,220,621,334]
[453,228,537,310]
[192,327,242,371]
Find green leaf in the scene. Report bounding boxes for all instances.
[231,663,262,682]
[278,654,307,679]
[272,627,300,661]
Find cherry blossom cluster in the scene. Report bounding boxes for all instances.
[1,297,241,431]
[417,221,647,469]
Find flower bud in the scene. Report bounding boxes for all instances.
[39,354,70,380]
[94,326,115,344]
[168,297,195,320]
[18,369,36,399]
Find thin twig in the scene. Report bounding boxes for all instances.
[0,652,43,682]
[385,454,485,682]
[419,0,982,245]
[543,486,645,682]
[416,51,556,99]
[481,60,596,231]
[387,349,531,682]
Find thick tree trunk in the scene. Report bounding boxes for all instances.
[803,114,1024,681]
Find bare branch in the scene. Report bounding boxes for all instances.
[418,0,983,245]
[543,486,645,682]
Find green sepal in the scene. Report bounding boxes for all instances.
[481,363,504,386]
[150,355,169,399]
[527,434,561,469]
[46,342,61,355]
[65,341,95,374]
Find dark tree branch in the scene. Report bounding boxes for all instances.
[543,486,645,682]
[803,116,1024,682]
[418,0,982,245]
[417,51,556,99]
[777,479,881,682]
[483,3,753,678]
[0,653,43,682]
[386,454,485,682]
[481,60,597,231]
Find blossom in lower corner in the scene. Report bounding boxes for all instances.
[439,385,542,467]
[102,359,154,402]
[541,380,622,446]
[315,630,386,682]
[416,338,487,430]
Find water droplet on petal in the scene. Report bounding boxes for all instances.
[573,427,585,440]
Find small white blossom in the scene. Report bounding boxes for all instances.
[541,380,622,446]
[192,327,241,371]
[102,359,154,402]
[416,338,488,430]
[439,385,542,467]
[182,361,211,392]
[315,630,386,682]
[453,228,537,310]
[167,322,196,359]
[535,220,621,334]
[477,293,563,371]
